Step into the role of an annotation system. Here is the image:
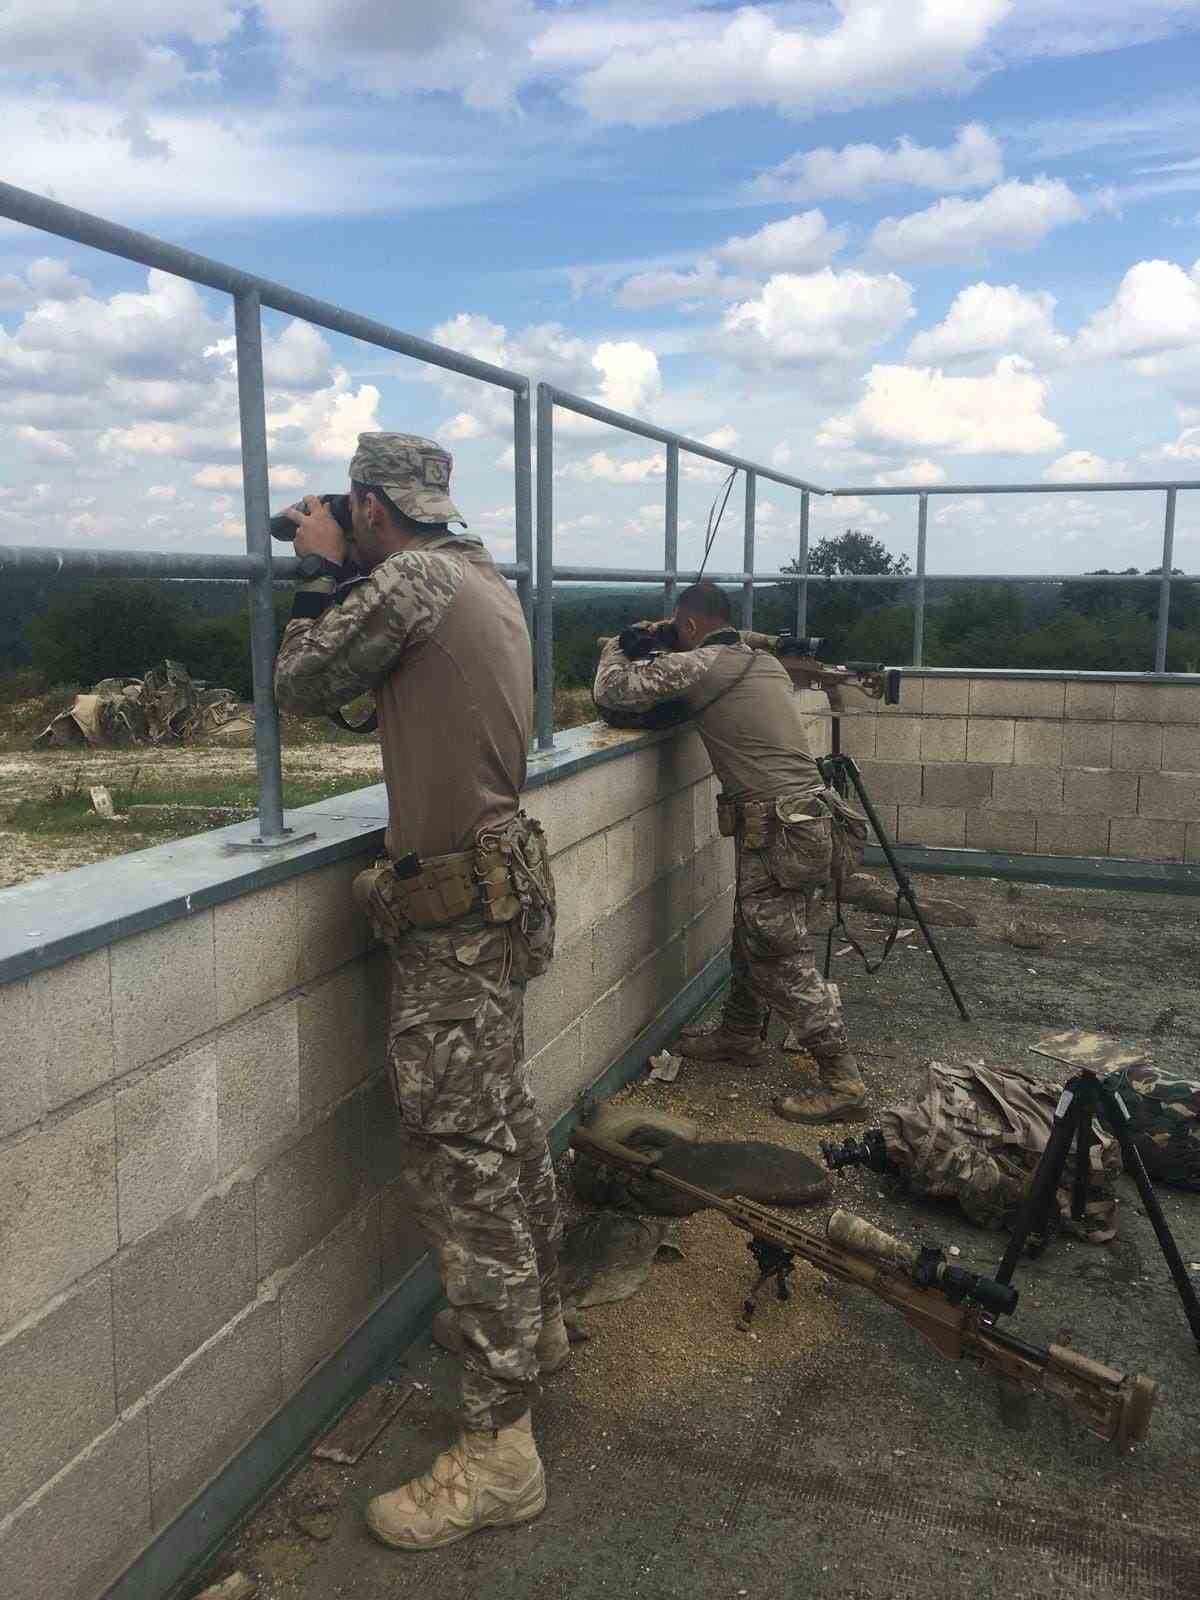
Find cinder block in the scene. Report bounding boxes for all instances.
[1036,816,1111,858]
[582,939,687,1081]
[968,679,1066,719]
[919,718,968,764]
[1137,771,1200,821]
[1111,723,1164,772]
[113,1180,256,1409]
[657,786,697,870]
[147,1298,281,1530]
[966,719,1015,765]
[0,949,115,1133]
[526,1023,584,1123]
[685,890,732,981]
[1114,684,1200,724]
[854,761,922,805]
[964,811,1036,852]
[526,747,660,855]
[0,1101,117,1328]
[296,857,371,983]
[603,810,655,912]
[110,912,217,1077]
[362,1071,404,1194]
[554,832,608,947]
[524,933,593,1057]
[1186,822,1200,863]
[837,714,876,760]
[116,1045,218,1244]
[592,874,688,997]
[1063,769,1139,818]
[989,768,1064,814]
[656,730,711,794]
[213,1002,301,1176]
[896,807,966,847]
[380,1177,429,1292]
[920,678,970,716]
[279,1199,381,1390]
[921,765,993,808]
[693,775,718,849]
[874,716,922,763]
[1013,720,1064,768]
[1163,725,1200,772]
[1065,681,1115,720]
[1109,818,1186,861]
[0,1411,150,1600]
[0,1275,115,1520]
[693,836,732,913]
[867,804,898,845]
[298,964,378,1125]
[255,1098,364,1279]
[1062,723,1113,769]
[213,882,300,1028]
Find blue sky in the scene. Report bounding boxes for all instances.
[3,1,1200,577]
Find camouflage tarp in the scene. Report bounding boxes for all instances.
[1110,1064,1200,1191]
[878,1060,1122,1242]
[33,660,251,749]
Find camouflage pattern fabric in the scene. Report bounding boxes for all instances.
[725,840,846,1050]
[275,541,474,717]
[33,659,243,748]
[879,1061,1121,1240]
[348,431,465,526]
[386,913,563,1431]
[1109,1064,1200,1190]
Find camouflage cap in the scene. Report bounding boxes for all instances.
[348,432,466,527]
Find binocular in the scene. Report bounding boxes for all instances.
[268,492,353,543]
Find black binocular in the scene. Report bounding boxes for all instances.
[618,622,680,660]
[268,492,354,542]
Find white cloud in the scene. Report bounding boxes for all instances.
[1043,450,1129,483]
[193,466,243,489]
[819,357,1063,455]
[615,260,745,311]
[563,450,663,485]
[873,459,947,486]
[441,411,487,441]
[1075,259,1200,360]
[1,0,239,94]
[1153,426,1200,461]
[750,123,1002,203]
[717,211,845,274]
[15,424,76,460]
[907,283,1069,366]
[868,178,1088,266]
[715,268,914,373]
[538,0,1009,127]
[146,483,177,502]
[0,257,91,310]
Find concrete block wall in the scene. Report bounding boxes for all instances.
[0,727,732,1600]
[830,673,1200,863]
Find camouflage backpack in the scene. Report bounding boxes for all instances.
[878,1060,1121,1242]
[1108,1064,1200,1191]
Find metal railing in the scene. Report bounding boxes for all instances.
[3,181,1200,814]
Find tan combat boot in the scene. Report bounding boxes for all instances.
[676,1023,769,1066]
[431,1308,571,1374]
[365,1413,546,1551]
[774,1047,868,1124]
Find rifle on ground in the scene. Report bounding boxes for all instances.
[570,1126,1157,1451]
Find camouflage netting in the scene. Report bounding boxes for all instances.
[33,660,254,749]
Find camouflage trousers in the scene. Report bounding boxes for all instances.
[723,842,846,1050]
[386,916,563,1431]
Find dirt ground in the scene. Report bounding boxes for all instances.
[193,872,1200,1600]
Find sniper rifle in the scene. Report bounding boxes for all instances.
[571,1125,1157,1451]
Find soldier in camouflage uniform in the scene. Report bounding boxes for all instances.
[593,582,867,1123]
[275,434,564,1551]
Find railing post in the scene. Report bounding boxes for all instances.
[1155,487,1177,673]
[233,289,288,846]
[513,386,533,637]
[742,469,756,629]
[797,490,810,636]
[534,383,555,752]
[664,440,679,617]
[912,491,928,667]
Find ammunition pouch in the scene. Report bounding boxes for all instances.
[721,792,833,890]
[354,850,479,940]
[818,787,869,890]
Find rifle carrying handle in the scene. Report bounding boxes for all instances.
[571,1125,661,1171]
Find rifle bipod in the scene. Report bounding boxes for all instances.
[738,1238,795,1331]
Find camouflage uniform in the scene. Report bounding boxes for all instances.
[1110,1064,1200,1191]
[592,634,845,1054]
[275,433,562,1434]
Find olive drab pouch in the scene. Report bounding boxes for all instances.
[475,811,558,980]
[353,851,478,939]
[819,787,870,890]
[766,793,833,890]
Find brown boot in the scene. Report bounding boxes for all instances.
[774,1048,868,1124]
[431,1308,571,1375]
[366,1413,545,1551]
[676,1025,768,1066]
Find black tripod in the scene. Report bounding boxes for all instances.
[994,1066,1200,1350]
[818,714,971,1022]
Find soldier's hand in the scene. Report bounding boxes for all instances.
[286,496,348,566]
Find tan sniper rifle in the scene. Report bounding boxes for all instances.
[571,1125,1157,1451]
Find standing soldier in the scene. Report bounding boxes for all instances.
[276,434,565,1552]
[593,581,868,1124]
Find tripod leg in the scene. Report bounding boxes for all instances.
[995,1082,1081,1284]
[1099,1080,1200,1349]
[1072,1097,1093,1223]
[840,757,971,1021]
